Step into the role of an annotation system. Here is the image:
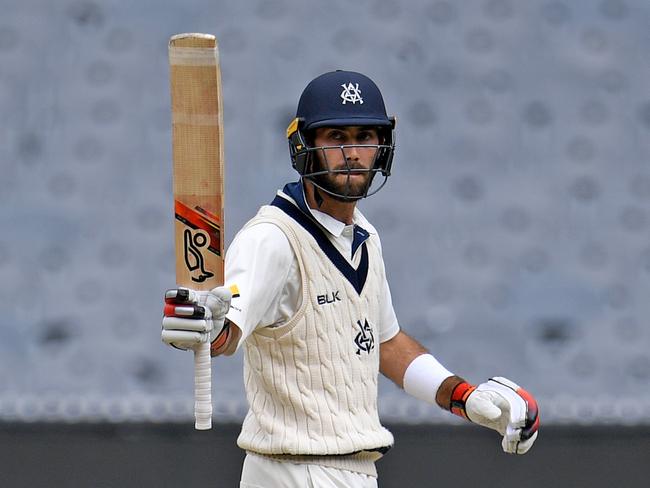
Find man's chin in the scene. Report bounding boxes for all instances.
[328,183,368,200]
[310,177,366,201]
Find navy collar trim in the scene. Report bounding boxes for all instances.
[282,181,370,259]
[282,181,314,220]
[351,225,370,258]
[271,194,369,295]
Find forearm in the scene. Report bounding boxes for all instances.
[380,331,473,412]
[379,330,428,387]
[380,331,462,408]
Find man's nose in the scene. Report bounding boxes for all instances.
[343,145,360,161]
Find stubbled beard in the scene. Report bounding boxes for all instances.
[311,170,372,201]
[309,151,375,201]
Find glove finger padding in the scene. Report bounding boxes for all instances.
[162,286,232,351]
[162,316,212,333]
[161,329,205,350]
[464,377,540,455]
[506,430,537,455]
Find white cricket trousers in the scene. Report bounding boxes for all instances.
[240,453,378,488]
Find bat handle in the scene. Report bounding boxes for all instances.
[194,340,212,430]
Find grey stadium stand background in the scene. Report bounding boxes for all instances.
[1,0,650,486]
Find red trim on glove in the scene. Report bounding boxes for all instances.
[515,386,540,440]
[163,303,176,317]
[450,382,477,420]
[163,303,205,318]
[210,324,231,355]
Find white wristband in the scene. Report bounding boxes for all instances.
[403,353,454,405]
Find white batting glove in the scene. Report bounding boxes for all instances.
[451,377,539,455]
[161,287,232,351]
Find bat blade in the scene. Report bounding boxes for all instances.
[169,33,225,430]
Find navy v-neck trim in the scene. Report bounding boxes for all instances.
[351,225,370,258]
[271,195,369,295]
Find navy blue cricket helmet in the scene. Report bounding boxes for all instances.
[287,70,396,200]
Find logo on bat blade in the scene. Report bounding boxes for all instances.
[184,228,214,283]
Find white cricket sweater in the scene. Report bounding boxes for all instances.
[236,202,394,473]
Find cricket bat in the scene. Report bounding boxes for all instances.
[168,33,225,430]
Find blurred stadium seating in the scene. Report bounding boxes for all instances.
[1,0,649,426]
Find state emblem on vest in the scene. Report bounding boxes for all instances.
[354,319,375,355]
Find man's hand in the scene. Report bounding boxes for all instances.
[452,377,539,455]
[465,377,539,454]
[162,287,232,353]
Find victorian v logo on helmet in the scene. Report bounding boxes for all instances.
[287,70,396,201]
[340,82,364,104]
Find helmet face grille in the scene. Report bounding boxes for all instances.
[290,139,394,201]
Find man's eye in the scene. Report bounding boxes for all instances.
[358,132,376,142]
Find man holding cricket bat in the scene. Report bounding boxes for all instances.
[162,70,539,487]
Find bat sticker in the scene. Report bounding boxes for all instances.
[175,200,222,282]
[183,228,214,283]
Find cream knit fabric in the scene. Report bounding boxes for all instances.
[237,204,394,460]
